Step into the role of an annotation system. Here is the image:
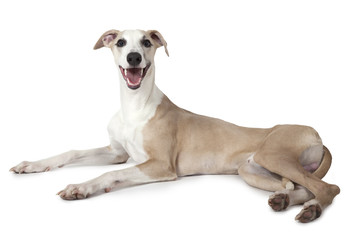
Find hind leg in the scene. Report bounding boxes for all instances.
[238,160,315,213]
[237,157,287,192]
[268,187,314,211]
[254,151,340,222]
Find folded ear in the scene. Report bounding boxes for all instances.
[93,29,120,50]
[147,30,169,56]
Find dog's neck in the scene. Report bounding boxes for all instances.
[118,65,163,122]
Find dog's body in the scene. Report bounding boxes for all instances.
[10,29,340,223]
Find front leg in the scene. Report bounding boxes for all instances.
[10,145,129,174]
[58,159,177,200]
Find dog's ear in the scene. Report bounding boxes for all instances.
[93,29,120,50]
[147,30,169,57]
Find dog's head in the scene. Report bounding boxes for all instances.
[94,29,168,90]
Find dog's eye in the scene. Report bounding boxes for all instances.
[116,39,126,47]
[143,39,152,48]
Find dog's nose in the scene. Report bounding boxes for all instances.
[127,52,142,66]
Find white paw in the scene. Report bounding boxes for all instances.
[57,183,94,200]
[57,177,114,200]
[57,180,112,200]
[10,161,51,174]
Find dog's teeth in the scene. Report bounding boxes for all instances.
[124,69,128,76]
[141,68,144,76]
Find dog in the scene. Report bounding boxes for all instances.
[10,29,340,223]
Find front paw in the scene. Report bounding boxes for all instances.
[57,184,94,200]
[10,161,51,174]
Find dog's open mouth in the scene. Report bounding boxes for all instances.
[119,64,150,90]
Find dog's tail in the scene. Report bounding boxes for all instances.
[313,145,332,179]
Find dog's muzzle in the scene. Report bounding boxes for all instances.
[119,52,150,90]
[119,64,150,90]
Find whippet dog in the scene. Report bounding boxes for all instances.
[10,29,340,223]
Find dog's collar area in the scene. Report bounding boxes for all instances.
[119,64,150,90]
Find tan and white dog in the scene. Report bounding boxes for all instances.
[10,29,340,223]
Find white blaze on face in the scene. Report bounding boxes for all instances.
[115,31,146,67]
[111,30,152,90]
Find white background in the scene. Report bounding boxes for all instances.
[1,0,359,239]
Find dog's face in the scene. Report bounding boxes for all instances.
[94,29,168,90]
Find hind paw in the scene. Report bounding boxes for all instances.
[268,193,289,211]
[295,203,322,223]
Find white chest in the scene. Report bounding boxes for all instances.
[108,112,149,163]
[107,87,164,163]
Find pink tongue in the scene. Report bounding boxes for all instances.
[127,68,142,84]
